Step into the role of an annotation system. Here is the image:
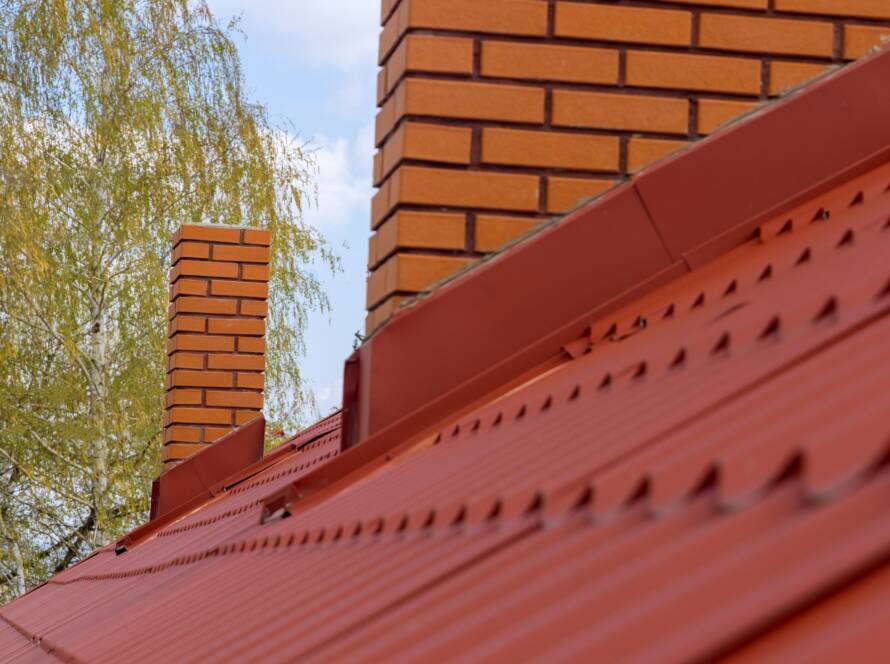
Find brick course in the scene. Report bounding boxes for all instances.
[367,0,890,332]
[164,224,270,467]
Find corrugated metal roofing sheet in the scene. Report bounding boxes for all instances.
[1,156,888,662]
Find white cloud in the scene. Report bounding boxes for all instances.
[303,126,373,231]
[209,0,379,70]
[314,377,344,414]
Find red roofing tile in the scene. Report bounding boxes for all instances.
[3,51,890,663]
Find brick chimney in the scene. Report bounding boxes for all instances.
[163,224,270,467]
[367,0,890,333]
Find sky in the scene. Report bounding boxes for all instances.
[207,1,380,417]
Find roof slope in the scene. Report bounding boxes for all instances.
[4,53,890,663]
[3,159,889,664]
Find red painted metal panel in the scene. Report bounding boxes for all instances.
[361,183,677,438]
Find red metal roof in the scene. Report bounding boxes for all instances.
[3,54,890,663]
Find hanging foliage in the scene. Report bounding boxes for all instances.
[0,0,336,600]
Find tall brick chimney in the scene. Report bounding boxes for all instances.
[163,224,270,467]
[367,0,890,333]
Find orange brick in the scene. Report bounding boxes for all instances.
[627,51,762,95]
[381,0,399,22]
[481,128,620,172]
[547,178,616,213]
[555,3,692,47]
[775,0,890,20]
[399,254,475,293]
[416,87,492,143]
[552,90,689,134]
[769,61,833,95]
[378,1,407,62]
[367,268,387,309]
[408,0,547,37]
[207,318,265,336]
[175,224,241,245]
[369,233,380,267]
[170,278,208,299]
[373,151,384,185]
[372,185,389,227]
[165,389,203,407]
[207,354,265,371]
[628,138,689,173]
[172,241,209,262]
[379,122,472,183]
[204,427,234,442]
[239,300,268,317]
[372,178,396,228]
[210,280,269,299]
[237,373,265,389]
[401,78,546,125]
[168,334,234,354]
[235,410,262,426]
[377,69,387,106]
[243,228,271,246]
[206,391,264,409]
[375,88,402,145]
[211,244,270,264]
[697,99,759,134]
[699,14,834,57]
[242,264,270,282]
[173,259,239,280]
[170,370,233,388]
[238,337,265,354]
[168,315,206,335]
[173,297,237,316]
[481,42,618,84]
[368,254,475,307]
[167,353,205,371]
[386,35,474,95]
[390,166,541,214]
[476,215,544,252]
[653,0,766,7]
[161,443,206,463]
[366,295,409,334]
[393,211,467,252]
[168,407,232,425]
[164,426,203,444]
[844,24,890,59]
[371,211,466,267]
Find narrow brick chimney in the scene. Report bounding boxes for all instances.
[163,224,271,467]
[367,0,890,333]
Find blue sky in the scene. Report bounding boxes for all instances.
[207,1,380,416]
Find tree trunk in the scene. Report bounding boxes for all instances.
[0,509,26,597]
[9,538,26,597]
[86,293,109,547]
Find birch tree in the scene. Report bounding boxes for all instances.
[0,0,335,601]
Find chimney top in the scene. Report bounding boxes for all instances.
[163,224,271,468]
